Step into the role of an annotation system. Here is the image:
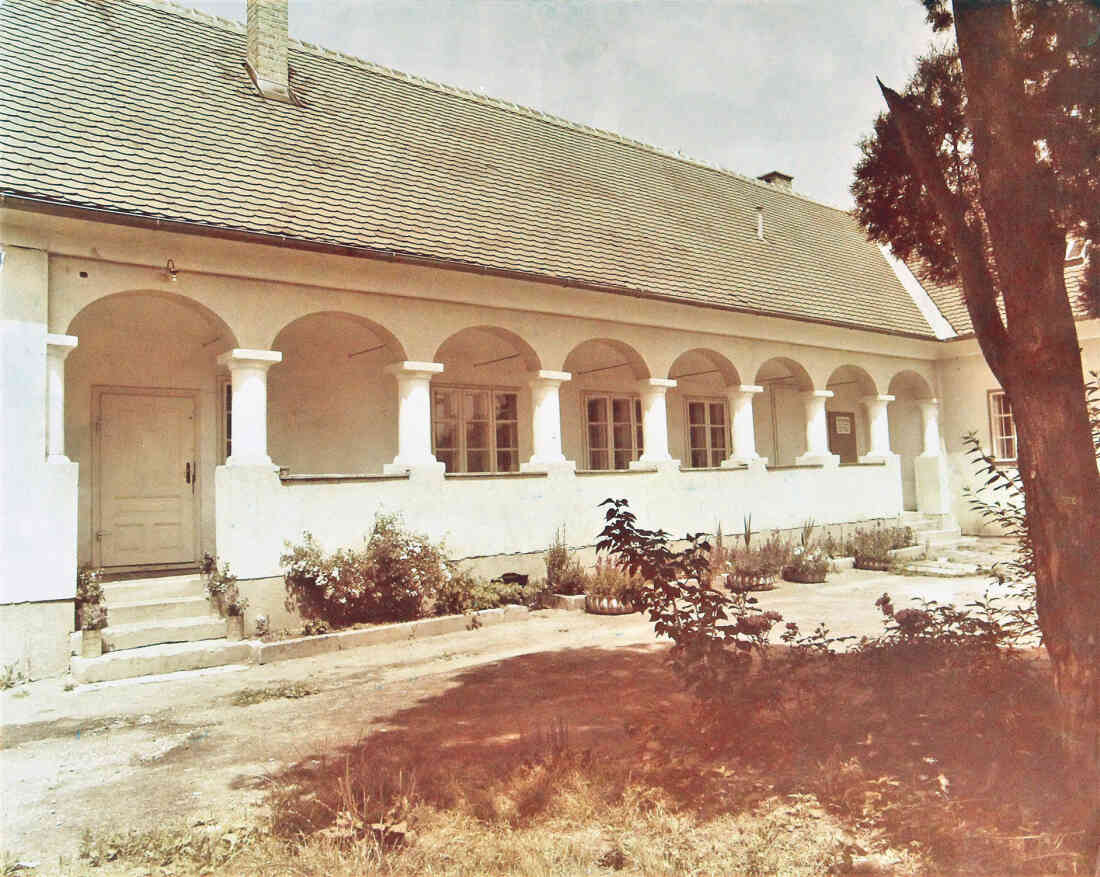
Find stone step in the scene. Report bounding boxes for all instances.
[102,574,205,603]
[105,595,212,627]
[913,528,965,547]
[71,639,255,684]
[69,616,228,655]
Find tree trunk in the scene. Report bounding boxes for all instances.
[881,2,1100,867]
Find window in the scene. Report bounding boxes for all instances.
[988,390,1017,461]
[219,377,232,463]
[584,394,643,469]
[685,398,729,468]
[432,386,518,473]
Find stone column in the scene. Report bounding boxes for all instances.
[722,384,765,468]
[45,334,78,463]
[918,399,941,457]
[796,389,839,466]
[383,361,445,474]
[521,370,575,473]
[915,398,949,512]
[860,393,896,462]
[631,378,679,470]
[217,348,282,466]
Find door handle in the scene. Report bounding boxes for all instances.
[185,462,191,484]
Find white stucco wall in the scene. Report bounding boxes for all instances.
[216,458,905,583]
[935,323,1100,533]
[4,208,947,579]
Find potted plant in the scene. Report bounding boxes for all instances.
[584,557,642,615]
[202,553,248,639]
[545,528,588,597]
[80,604,108,658]
[850,524,915,571]
[76,565,107,657]
[781,519,830,584]
[727,515,788,591]
[224,583,250,640]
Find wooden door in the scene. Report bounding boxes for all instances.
[96,390,198,567]
[827,411,858,464]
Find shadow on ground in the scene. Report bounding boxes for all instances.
[256,637,1091,874]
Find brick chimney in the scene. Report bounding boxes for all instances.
[246,0,292,103]
[757,170,794,192]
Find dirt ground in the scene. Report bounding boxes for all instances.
[0,542,1021,870]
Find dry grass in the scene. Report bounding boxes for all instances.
[58,641,1091,876]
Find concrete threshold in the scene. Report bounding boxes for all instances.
[70,604,539,684]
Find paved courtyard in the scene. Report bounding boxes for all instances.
[0,541,1022,868]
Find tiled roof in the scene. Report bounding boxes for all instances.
[916,256,1091,336]
[0,0,937,338]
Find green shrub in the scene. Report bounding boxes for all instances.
[585,557,644,599]
[432,570,525,615]
[201,553,247,617]
[849,524,916,566]
[545,529,588,595]
[282,514,450,626]
[75,564,104,630]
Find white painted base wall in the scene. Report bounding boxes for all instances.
[216,458,905,580]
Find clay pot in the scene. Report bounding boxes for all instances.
[226,614,245,641]
[80,629,103,658]
[585,594,636,615]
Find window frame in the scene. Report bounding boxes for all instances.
[582,392,644,470]
[682,396,730,469]
[431,383,520,474]
[986,389,1017,463]
[218,375,232,464]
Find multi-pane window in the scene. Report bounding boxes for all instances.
[686,399,728,468]
[432,387,519,473]
[988,390,1017,461]
[219,378,232,463]
[585,394,643,470]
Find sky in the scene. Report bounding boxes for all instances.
[185,0,938,209]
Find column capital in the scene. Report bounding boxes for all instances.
[530,369,571,387]
[46,334,78,358]
[861,394,895,405]
[384,360,444,379]
[638,377,676,393]
[802,389,834,400]
[218,348,283,370]
[732,384,764,396]
[917,397,940,410]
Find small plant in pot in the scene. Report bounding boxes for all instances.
[781,519,830,584]
[584,557,643,615]
[727,515,788,591]
[202,553,248,639]
[545,528,588,596]
[76,565,107,657]
[79,603,108,658]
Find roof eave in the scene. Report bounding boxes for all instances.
[1,193,940,342]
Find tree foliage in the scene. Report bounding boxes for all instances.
[852,0,1100,313]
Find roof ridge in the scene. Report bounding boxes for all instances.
[128,0,852,214]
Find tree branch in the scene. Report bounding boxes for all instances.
[877,78,1012,382]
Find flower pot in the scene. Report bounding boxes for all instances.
[781,567,827,584]
[80,629,103,658]
[585,594,636,615]
[854,557,892,571]
[226,614,245,641]
[726,571,777,592]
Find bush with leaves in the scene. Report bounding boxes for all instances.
[584,557,645,600]
[75,564,105,631]
[544,528,588,595]
[596,498,782,704]
[960,372,1100,646]
[282,515,451,626]
[431,570,525,616]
